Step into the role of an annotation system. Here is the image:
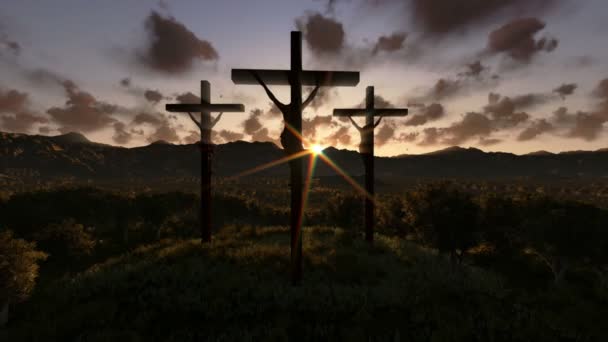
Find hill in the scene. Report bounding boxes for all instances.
[2,131,608,183]
[4,226,603,341]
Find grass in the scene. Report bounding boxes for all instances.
[3,226,606,341]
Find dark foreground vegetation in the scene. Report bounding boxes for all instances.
[1,180,608,341]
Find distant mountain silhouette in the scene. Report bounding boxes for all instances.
[1,131,608,182]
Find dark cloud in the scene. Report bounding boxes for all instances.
[0,29,20,56]
[38,126,51,134]
[112,122,132,144]
[325,125,352,146]
[1,111,48,133]
[483,92,556,128]
[459,61,486,77]
[176,91,200,104]
[0,88,28,113]
[372,32,407,55]
[144,89,164,103]
[303,115,334,138]
[139,11,219,73]
[47,81,117,133]
[441,112,493,145]
[487,18,558,62]
[397,131,419,143]
[517,119,553,141]
[553,83,577,99]
[593,78,608,101]
[375,122,396,146]
[242,109,264,135]
[478,137,502,146]
[251,127,277,144]
[409,0,558,37]
[405,103,445,126]
[147,120,181,143]
[356,94,395,108]
[183,130,200,144]
[120,78,131,87]
[567,111,605,141]
[132,112,163,126]
[419,127,440,146]
[218,129,244,142]
[296,12,345,55]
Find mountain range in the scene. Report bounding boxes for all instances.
[2,131,608,184]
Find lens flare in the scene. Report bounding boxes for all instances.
[311,144,324,155]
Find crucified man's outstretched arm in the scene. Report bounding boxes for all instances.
[302,84,320,109]
[187,112,202,130]
[250,71,289,114]
[348,116,363,132]
[374,116,383,128]
[211,112,223,128]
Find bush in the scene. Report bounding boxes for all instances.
[34,218,96,259]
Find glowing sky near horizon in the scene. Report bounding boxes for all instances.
[0,0,607,156]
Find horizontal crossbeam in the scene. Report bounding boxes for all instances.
[232,69,359,86]
[166,103,244,113]
[333,108,409,117]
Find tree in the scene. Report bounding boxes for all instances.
[0,230,47,326]
[34,218,96,260]
[404,182,481,265]
[522,197,603,285]
[478,193,524,256]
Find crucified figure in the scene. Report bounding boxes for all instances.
[348,115,383,155]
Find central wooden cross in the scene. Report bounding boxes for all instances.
[334,86,408,243]
[232,31,359,285]
[166,80,245,243]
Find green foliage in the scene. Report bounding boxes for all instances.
[0,230,47,303]
[404,182,481,263]
[33,218,96,259]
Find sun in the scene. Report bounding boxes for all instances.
[310,144,324,155]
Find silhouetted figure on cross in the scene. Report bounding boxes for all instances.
[166,81,245,242]
[334,86,408,243]
[232,31,359,285]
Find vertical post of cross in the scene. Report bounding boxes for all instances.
[364,86,375,243]
[165,81,245,243]
[289,31,304,283]
[199,81,212,242]
[232,31,359,284]
[333,87,408,243]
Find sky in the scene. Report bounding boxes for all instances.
[1,0,607,156]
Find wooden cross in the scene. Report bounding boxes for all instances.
[232,31,359,285]
[333,86,408,243]
[166,80,245,243]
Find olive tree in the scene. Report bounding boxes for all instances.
[404,182,481,265]
[0,230,47,326]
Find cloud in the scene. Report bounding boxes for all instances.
[303,115,334,138]
[146,120,181,143]
[144,89,164,103]
[405,103,445,126]
[251,127,276,143]
[242,109,263,135]
[112,121,132,144]
[120,77,131,87]
[487,18,558,63]
[413,62,498,103]
[517,118,554,141]
[132,112,162,126]
[296,12,345,56]
[46,81,118,133]
[0,28,20,56]
[1,111,48,133]
[375,121,396,146]
[418,127,440,146]
[441,112,494,145]
[372,32,407,55]
[324,125,352,146]
[592,78,608,101]
[218,129,244,142]
[182,130,200,144]
[0,88,28,113]
[553,83,577,99]
[138,11,219,73]
[176,91,200,104]
[408,0,558,37]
